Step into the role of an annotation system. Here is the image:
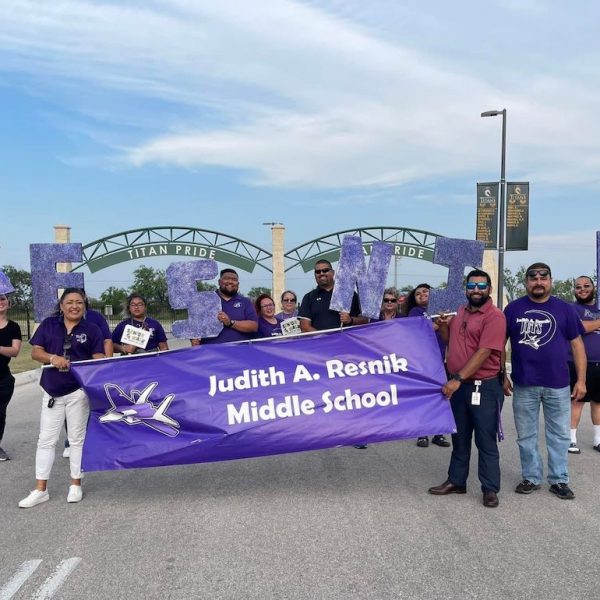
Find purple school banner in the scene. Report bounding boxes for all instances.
[72,318,455,472]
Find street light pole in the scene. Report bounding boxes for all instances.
[481,108,507,308]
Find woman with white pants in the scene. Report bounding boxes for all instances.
[19,288,105,508]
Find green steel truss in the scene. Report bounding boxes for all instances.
[284,227,441,272]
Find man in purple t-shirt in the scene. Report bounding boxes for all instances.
[504,262,586,500]
[200,269,258,344]
[567,276,600,454]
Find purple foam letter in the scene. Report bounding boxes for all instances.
[30,243,84,322]
[330,235,393,319]
[166,260,223,339]
[428,237,485,316]
[0,271,15,295]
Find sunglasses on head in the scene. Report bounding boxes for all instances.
[314,268,331,275]
[466,282,489,290]
[527,269,550,279]
[383,297,397,303]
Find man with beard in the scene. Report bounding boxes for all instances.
[504,263,586,500]
[568,275,600,454]
[298,259,367,332]
[428,269,506,508]
[200,268,258,344]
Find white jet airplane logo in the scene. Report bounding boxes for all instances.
[99,382,180,437]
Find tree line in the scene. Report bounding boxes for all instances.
[3,263,596,310]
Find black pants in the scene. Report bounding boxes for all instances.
[0,373,15,441]
[448,377,503,492]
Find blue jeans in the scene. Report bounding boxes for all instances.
[512,385,570,485]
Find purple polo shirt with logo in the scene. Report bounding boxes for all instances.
[30,315,105,397]
[202,292,258,344]
[257,315,283,338]
[112,317,167,351]
[570,302,600,362]
[85,308,111,340]
[505,295,584,388]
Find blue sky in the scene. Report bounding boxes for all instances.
[1,0,599,298]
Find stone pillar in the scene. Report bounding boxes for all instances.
[270,224,285,311]
[483,249,507,308]
[54,225,72,273]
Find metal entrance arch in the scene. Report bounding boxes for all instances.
[72,227,273,274]
[285,227,441,272]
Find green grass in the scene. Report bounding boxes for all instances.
[10,342,40,374]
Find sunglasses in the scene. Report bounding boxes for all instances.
[282,298,296,303]
[383,297,397,303]
[526,269,550,279]
[314,268,332,275]
[466,282,489,290]
[63,333,73,361]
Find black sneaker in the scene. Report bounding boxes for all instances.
[353,444,368,450]
[416,437,429,447]
[431,435,451,447]
[515,479,541,494]
[0,447,9,461]
[549,483,575,500]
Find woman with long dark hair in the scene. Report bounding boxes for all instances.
[19,288,105,508]
[0,291,22,461]
[405,283,450,449]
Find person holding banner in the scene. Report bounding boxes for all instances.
[19,288,105,508]
[0,291,22,462]
[375,288,403,321]
[428,269,506,508]
[404,283,450,449]
[112,293,169,355]
[255,293,283,337]
[276,290,298,320]
[298,259,367,332]
[200,268,258,344]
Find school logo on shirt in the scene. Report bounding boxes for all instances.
[75,333,88,344]
[234,302,241,308]
[516,310,557,350]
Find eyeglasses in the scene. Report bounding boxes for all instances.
[260,303,275,309]
[575,284,593,290]
[314,268,332,275]
[282,298,296,303]
[466,282,489,290]
[526,270,550,279]
[130,302,145,308]
[383,298,397,303]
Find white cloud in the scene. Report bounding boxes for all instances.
[1,0,600,189]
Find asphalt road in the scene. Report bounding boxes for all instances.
[1,378,599,600]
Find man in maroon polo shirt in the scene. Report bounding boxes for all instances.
[428,269,506,508]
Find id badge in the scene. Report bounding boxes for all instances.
[471,392,481,406]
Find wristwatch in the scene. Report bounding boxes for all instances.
[450,373,465,383]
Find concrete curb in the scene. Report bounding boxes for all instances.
[14,368,41,387]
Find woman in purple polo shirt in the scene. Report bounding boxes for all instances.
[255,293,283,337]
[19,288,105,508]
[112,293,169,355]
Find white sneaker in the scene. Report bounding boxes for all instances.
[18,489,50,508]
[568,442,581,454]
[67,485,83,503]
[63,446,71,458]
